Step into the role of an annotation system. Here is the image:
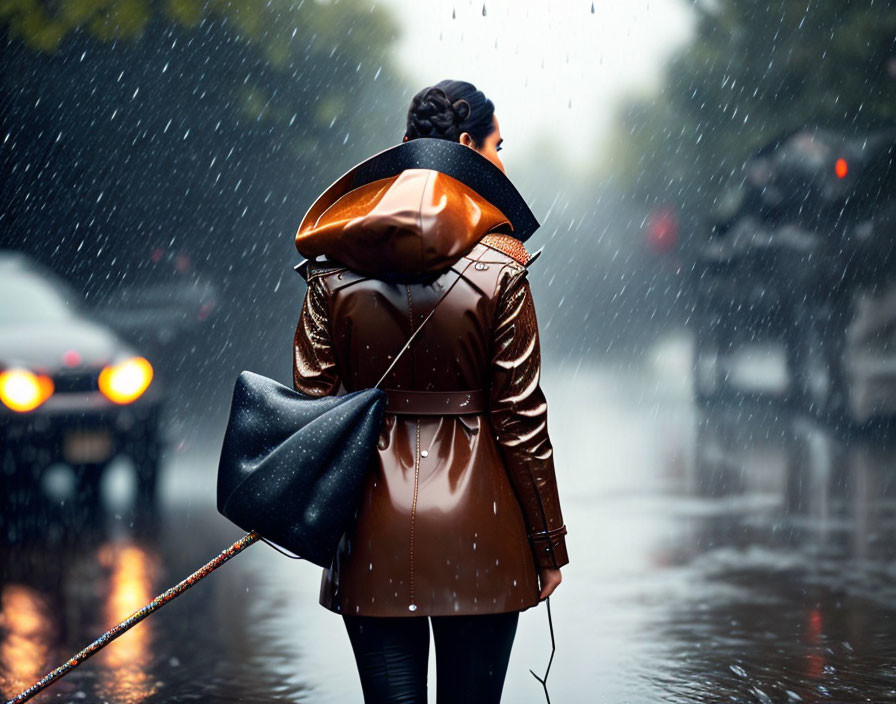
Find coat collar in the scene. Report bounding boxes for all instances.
[297,138,540,244]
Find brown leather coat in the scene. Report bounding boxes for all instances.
[292,166,568,617]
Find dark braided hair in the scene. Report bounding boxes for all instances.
[404,79,496,148]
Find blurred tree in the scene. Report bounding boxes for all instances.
[608,1,896,234]
[0,0,406,282]
[0,0,408,416]
[1,0,403,164]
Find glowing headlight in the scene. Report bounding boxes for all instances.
[0,369,55,412]
[98,357,154,404]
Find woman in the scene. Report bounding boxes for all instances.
[292,79,569,703]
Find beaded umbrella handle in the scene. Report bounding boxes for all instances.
[4,530,262,704]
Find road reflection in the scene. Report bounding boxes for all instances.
[0,584,54,696]
[0,511,163,702]
[645,400,896,702]
[95,540,161,703]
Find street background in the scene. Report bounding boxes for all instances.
[2,1,896,702]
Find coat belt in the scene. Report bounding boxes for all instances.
[382,388,488,415]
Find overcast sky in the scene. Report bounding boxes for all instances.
[378,0,695,174]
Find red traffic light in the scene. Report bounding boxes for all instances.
[835,158,848,179]
[645,206,679,254]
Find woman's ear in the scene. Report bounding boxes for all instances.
[459,132,475,148]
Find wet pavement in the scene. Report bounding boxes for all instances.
[2,331,896,703]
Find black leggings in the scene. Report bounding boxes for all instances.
[342,610,520,704]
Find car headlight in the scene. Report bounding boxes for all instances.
[98,357,154,404]
[0,368,55,412]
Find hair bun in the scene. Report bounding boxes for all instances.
[417,87,452,118]
[407,87,460,140]
[452,99,471,123]
[404,80,494,145]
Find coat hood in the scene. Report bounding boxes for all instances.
[295,138,540,277]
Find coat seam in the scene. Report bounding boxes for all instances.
[405,284,417,387]
[409,417,421,609]
[406,283,419,610]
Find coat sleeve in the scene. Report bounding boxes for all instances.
[488,267,569,571]
[293,275,342,396]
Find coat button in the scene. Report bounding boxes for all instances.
[421,450,429,458]
[408,604,418,612]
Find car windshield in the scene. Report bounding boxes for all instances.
[0,272,76,324]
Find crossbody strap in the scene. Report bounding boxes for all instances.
[373,258,477,390]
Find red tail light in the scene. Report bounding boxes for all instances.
[835,158,848,179]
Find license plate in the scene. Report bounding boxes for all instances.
[63,430,114,464]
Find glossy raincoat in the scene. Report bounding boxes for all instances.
[292,140,568,617]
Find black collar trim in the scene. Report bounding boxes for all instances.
[312,138,540,242]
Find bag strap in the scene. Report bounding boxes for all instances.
[373,258,477,390]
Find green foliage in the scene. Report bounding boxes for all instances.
[1,0,151,50]
[0,0,404,161]
[610,1,896,220]
[1,0,400,58]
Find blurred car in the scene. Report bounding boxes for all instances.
[0,251,164,510]
[685,126,896,424]
[90,245,219,352]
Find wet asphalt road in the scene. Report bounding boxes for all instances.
[2,331,896,703]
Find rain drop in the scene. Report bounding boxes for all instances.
[729,664,748,678]
[482,3,486,16]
